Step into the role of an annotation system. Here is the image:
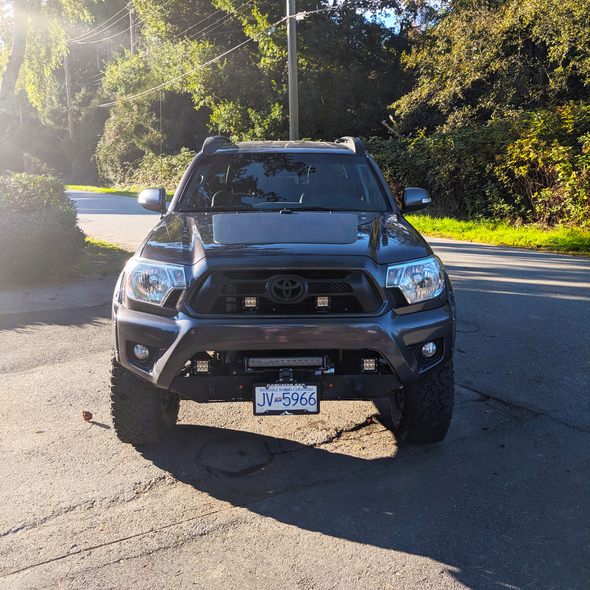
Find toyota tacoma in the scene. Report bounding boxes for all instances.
[110,136,456,445]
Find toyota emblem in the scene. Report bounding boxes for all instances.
[269,278,305,303]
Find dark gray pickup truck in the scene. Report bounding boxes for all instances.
[110,136,456,445]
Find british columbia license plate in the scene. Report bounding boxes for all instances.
[254,384,319,415]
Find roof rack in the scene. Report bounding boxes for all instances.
[202,135,232,155]
[334,136,365,155]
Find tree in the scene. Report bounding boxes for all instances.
[0,0,92,118]
[392,0,590,131]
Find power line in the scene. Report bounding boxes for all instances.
[187,11,240,41]
[69,7,128,42]
[71,0,175,45]
[169,6,226,41]
[92,33,263,107]
[189,1,254,41]
[76,4,348,108]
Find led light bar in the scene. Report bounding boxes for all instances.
[248,357,324,368]
[362,358,377,372]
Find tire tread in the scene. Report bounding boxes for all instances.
[110,358,179,445]
[392,360,454,444]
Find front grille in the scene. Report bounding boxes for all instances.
[308,282,353,294]
[220,283,267,295]
[191,270,382,315]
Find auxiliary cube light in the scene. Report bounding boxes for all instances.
[316,297,330,308]
[244,297,258,308]
[195,360,210,373]
[362,358,377,372]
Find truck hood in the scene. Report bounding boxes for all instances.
[138,211,431,266]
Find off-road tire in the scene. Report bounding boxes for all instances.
[390,360,454,444]
[110,357,180,445]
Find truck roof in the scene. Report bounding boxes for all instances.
[201,136,366,156]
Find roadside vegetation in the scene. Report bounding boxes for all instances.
[0,174,131,289]
[0,173,86,286]
[75,238,131,277]
[406,216,590,256]
[66,185,141,199]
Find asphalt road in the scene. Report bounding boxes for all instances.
[69,190,162,251]
[0,194,588,589]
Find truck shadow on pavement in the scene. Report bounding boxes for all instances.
[0,304,111,332]
[139,416,588,590]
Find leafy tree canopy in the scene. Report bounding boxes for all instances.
[393,0,590,131]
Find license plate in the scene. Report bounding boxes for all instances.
[254,384,319,415]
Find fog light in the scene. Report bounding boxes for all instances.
[362,358,377,372]
[133,344,150,360]
[422,342,438,358]
[316,297,330,308]
[195,360,210,373]
[244,296,258,308]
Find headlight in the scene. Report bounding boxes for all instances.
[124,258,186,306]
[113,270,125,303]
[386,256,444,304]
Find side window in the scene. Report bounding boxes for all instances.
[182,160,230,208]
[358,165,382,204]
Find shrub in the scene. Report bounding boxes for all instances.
[0,174,86,285]
[368,104,590,226]
[368,121,514,220]
[128,148,197,192]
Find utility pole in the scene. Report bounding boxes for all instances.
[287,0,299,140]
[129,5,135,54]
[63,50,74,142]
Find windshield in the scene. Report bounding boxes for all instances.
[179,152,392,212]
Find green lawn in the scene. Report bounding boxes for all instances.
[67,185,141,198]
[67,185,172,201]
[406,215,590,256]
[75,238,132,277]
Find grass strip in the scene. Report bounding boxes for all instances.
[67,185,141,198]
[75,238,132,277]
[67,185,172,201]
[406,215,590,256]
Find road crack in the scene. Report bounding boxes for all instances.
[457,382,590,434]
[0,505,238,578]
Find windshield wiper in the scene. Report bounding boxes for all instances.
[180,206,259,212]
[297,206,338,211]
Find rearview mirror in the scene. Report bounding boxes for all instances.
[401,188,431,213]
[138,188,167,214]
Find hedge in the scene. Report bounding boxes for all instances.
[368,104,590,227]
[0,174,86,285]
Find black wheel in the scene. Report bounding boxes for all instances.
[390,360,454,444]
[110,357,180,445]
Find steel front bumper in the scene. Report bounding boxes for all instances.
[113,301,456,400]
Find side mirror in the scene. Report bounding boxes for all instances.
[138,188,167,214]
[401,188,431,213]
